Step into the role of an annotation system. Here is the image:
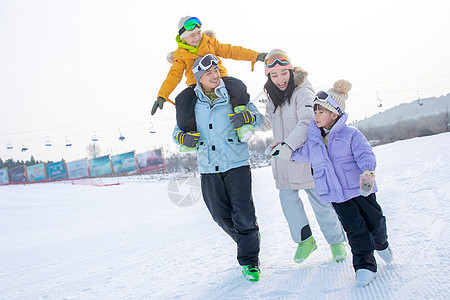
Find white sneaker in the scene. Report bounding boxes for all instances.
[377,246,394,263]
[355,269,376,287]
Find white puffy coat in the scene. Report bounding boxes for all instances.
[261,68,315,190]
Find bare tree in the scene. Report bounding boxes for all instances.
[165,151,184,173]
[86,143,101,159]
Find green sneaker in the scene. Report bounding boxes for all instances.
[233,106,255,143]
[294,236,317,263]
[179,145,197,152]
[242,265,260,281]
[330,243,347,262]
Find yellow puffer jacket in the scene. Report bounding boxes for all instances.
[157,33,259,101]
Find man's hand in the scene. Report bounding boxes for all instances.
[176,131,200,148]
[229,110,254,130]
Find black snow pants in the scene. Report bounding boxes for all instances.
[332,193,389,272]
[200,165,260,266]
[176,76,250,132]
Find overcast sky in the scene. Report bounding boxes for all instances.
[1,0,449,163]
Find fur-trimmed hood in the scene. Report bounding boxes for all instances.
[293,67,307,87]
[293,66,314,94]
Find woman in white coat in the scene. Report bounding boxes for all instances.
[261,49,347,263]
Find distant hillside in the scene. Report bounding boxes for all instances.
[351,93,450,129]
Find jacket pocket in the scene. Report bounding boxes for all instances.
[341,163,360,189]
[312,168,330,196]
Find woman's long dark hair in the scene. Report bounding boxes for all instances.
[264,69,295,112]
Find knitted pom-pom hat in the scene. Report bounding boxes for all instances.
[314,80,352,115]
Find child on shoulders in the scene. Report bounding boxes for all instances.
[152,16,267,149]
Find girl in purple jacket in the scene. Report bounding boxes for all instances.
[288,79,394,287]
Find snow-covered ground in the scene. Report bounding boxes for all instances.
[1,133,449,300]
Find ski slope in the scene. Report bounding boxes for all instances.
[1,133,449,299]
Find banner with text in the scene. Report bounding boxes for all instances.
[8,165,27,184]
[112,151,137,174]
[89,155,113,177]
[27,163,47,182]
[0,168,9,185]
[67,159,90,179]
[46,161,68,181]
[137,149,165,172]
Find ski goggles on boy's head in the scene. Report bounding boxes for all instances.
[264,51,291,68]
[315,91,344,116]
[192,54,219,75]
[178,17,202,37]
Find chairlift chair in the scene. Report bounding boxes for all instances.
[65,136,72,147]
[6,141,13,150]
[118,129,125,141]
[45,137,52,147]
[149,122,156,134]
[21,143,28,152]
[91,131,99,142]
[377,91,383,108]
[416,90,423,106]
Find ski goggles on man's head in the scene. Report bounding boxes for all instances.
[315,91,344,116]
[264,51,291,68]
[193,54,219,75]
[178,17,202,37]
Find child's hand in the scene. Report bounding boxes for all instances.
[270,142,293,160]
[264,141,282,156]
[359,171,374,196]
[256,52,268,62]
[151,97,166,115]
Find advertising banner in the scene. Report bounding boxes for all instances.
[137,149,165,172]
[27,163,47,182]
[46,161,68,181]
[0,168,9,185]
[112,151,137,174]
[89,155,113,177]
[8,165,27,184]
[66,159,89,179]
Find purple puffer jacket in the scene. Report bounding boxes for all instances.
[290,113,377,204]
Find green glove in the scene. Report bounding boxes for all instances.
[151,97,166,115]
[176,131,200,148]
[256,52,268,62]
